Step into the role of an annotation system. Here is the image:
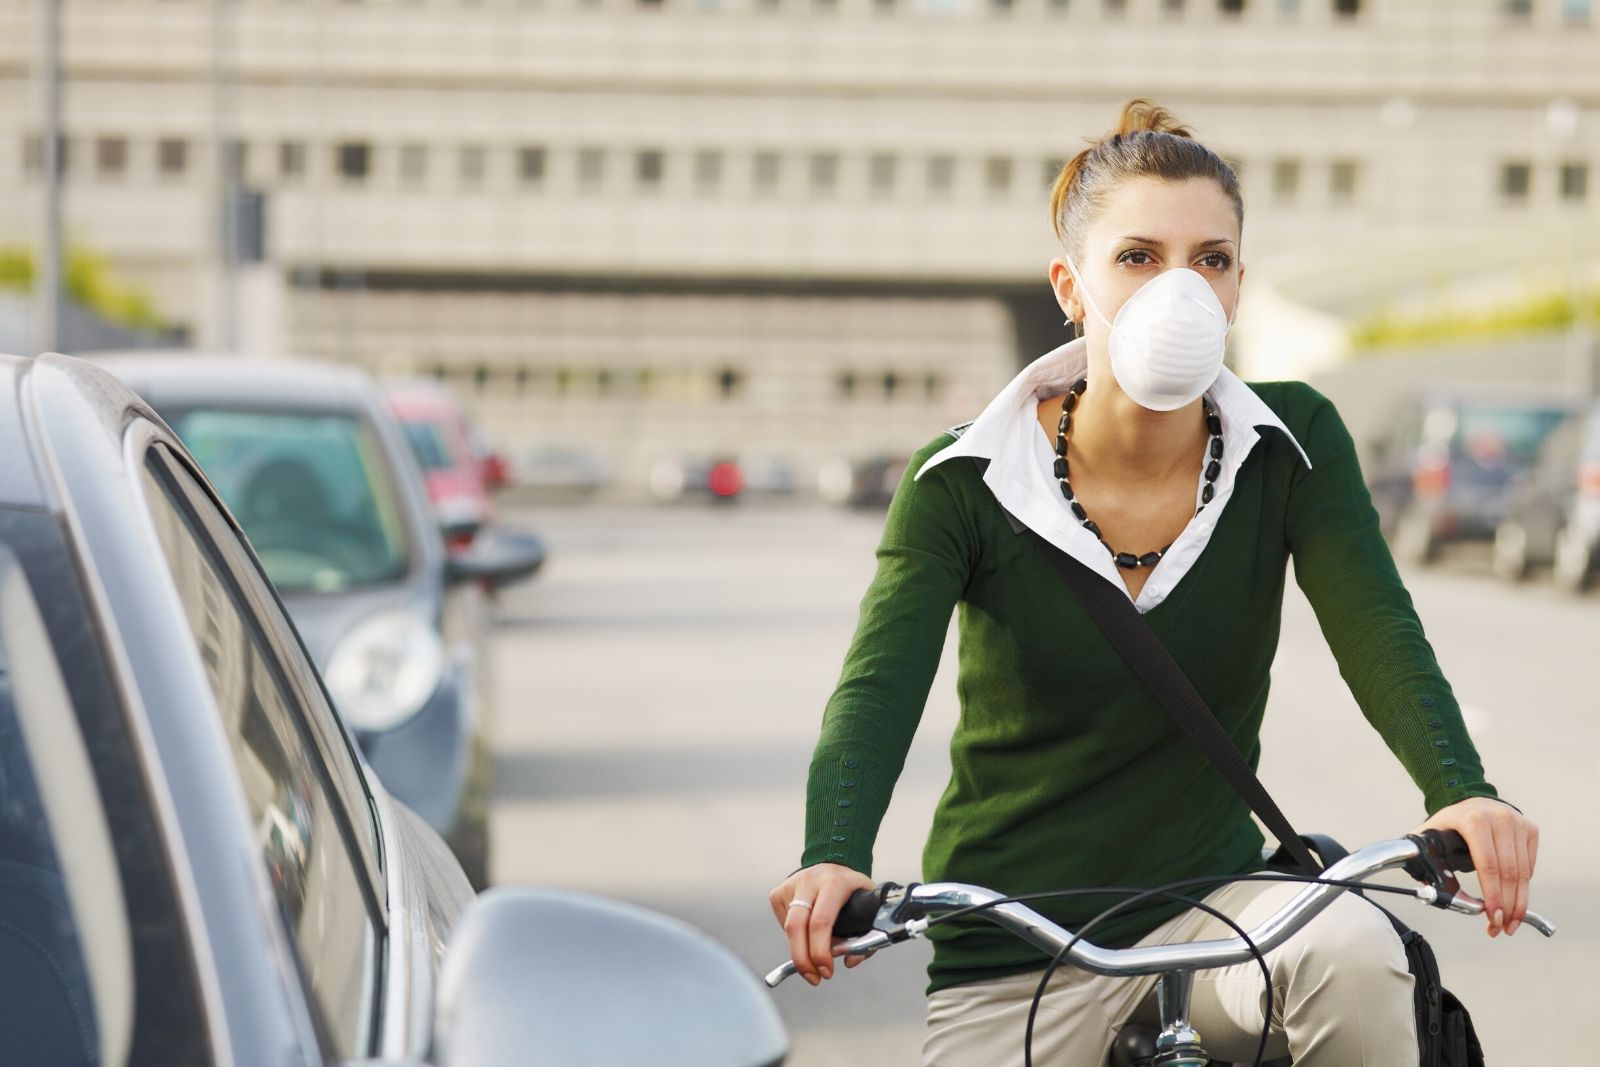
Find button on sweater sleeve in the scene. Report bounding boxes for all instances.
[1283,385,1500,816]
[800,441,975,874]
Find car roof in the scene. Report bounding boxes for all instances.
[92,352,381,412]
[383,379,468,420]
[0,352,172,511]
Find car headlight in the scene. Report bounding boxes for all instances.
[324,609,445,733]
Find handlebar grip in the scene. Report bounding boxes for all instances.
[1422,828,1475,872]
[834,887,886,937]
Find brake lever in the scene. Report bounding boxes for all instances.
[764,929,895,987]
[1412,885,1557,937]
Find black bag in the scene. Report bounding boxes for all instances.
[1025,522,1486,1067]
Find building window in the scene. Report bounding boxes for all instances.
[518,146,546,186]
[873,0,895,10]
[694,149,722,191]
[928,155,956,196]
[1333,0,1359,14]
[1329,159,1359,204]
[1560,162,1588,201]
[223,140,248,182]
[158,137,188,177]
[1271,158,1300,201]
[1048,0,1069,10]
[882,370,900,400]
[985,156,1013,194]
[1163,0,1186,13]
[398,143,427,186]
[1562,0,1590,23]
[869,153,896,195]
[716,367,743,399]
[95,136,128,177]
[1218,0,1245,13]
[1504,0,1532,16]
[753,151,781,194]
[924,372,944,400]
[636,149,665,190]
[1500,161,1532,202]
[21,133,41,175]
[810,152,838,195]
[336,141,371,181]
[459,145,487,186]
[279,140,307,181]
[577,147,605,191]
[1103,0,1127,14]
[836,371,856,399]
[990,0,1014,12]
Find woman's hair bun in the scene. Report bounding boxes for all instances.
[1049,98,1240,248]
[1112,98,1194,140]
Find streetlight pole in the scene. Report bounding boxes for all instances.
[35,0,62,355]
[213,0,239,352]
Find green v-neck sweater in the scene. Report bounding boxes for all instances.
[800,380,1499,995]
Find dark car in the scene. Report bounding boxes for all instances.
[1493,400,1600,592]
[0,352,785,1067]
[1365,390,1577,564]
[97,355,544,889]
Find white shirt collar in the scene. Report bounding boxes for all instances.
[915,338,1312,613]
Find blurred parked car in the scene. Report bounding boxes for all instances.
[1365,390,1577,564]
[515,443,610,497]
[817,453,911,509]
[649,455,744,503]
[386,380,496,551]
[99,355,544,889]
[1493,400,1600,592]
[0,351,785,1067]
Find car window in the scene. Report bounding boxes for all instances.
[1453,405,1571,467]
[0,508,211,1066]
[400,419,454,472]
[139,458,382,1060]
[164,407,411,595]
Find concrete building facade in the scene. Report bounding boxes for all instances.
[1,0,1595,488]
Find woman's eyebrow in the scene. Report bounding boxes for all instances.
[1117,235,1237,249]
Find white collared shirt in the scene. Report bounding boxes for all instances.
[917,338,1313,613]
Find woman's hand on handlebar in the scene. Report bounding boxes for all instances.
[1416,797,1539,938]
[769,863,876,985]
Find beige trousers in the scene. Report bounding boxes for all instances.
[923,879,1418,1066]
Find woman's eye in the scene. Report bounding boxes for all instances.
[1118,250,1154,266]
[1199,253,1233,270]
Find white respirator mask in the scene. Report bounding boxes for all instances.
[1065,256,1234,412]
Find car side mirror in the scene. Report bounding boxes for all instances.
[431,887,788,1067]
[443,529,545,589]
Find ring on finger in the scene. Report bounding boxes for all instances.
[787,899,813,911]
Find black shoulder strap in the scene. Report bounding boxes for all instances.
[1027,530,1323,875]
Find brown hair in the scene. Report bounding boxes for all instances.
[1048,99,1243,259]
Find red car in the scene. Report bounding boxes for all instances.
[385,380,500,550]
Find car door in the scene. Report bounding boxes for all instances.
[136,440,390,1061]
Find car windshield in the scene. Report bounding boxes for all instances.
[168,408,412,594]
[400,419,455,472]
[0,515,129,1067]
[1453,405,1571,467]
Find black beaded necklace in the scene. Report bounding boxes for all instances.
[1052,377,1224,570]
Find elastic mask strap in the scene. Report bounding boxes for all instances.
[1063,253,1114,332]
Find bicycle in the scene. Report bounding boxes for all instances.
[766,830,1555,1067]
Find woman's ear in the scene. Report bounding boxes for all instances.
[1048,258,1081,322]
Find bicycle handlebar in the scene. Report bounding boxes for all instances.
[764,830,1553,988]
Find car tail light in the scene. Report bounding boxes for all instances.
[708,462,743,498]
[1412,458,1450,498]
[1580,462,1600,498]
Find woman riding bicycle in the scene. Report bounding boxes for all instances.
[769,99,1539,1066]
